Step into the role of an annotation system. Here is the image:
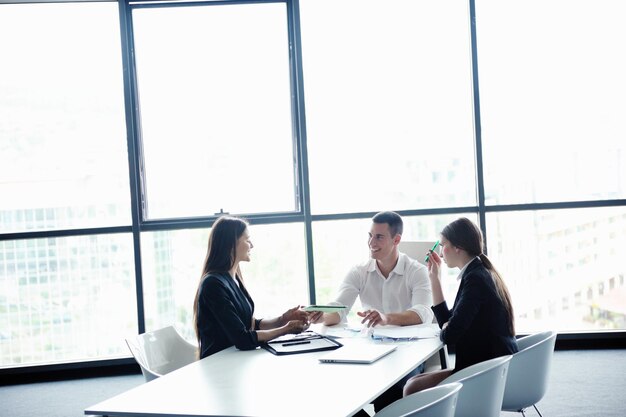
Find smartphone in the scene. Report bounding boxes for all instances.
[424,240,440,263]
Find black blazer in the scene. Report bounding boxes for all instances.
[432,257,518,372]
[196,272,260,358]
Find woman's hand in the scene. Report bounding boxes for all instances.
[257,318,309,342]
[427,250,445,305]
[284,319,309,334]
[308,311,325,324]
[427,250,442,281]
[281,305,310,325]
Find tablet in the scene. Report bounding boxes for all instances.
[303,305,347,313]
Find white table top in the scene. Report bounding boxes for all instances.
[86,330,443,417]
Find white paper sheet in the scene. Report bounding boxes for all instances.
[371,324,440,340]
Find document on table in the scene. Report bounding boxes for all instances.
[318,323,440,341]
[371,324,440,341]
[319,324,371,339]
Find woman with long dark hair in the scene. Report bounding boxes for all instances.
[193,216,310,358]
[403,217,518,395]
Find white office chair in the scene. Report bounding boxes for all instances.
[439,355,511,417]
[125,325,198,382]
[374,382,462,417]
[502,330,557,416]
[398,241,437,266]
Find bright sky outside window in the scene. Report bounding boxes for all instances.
[132,3,296,219]
[477,0,626,204]
[300,0,476,214]
[0,3,130,233]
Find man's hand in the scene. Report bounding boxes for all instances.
[357,309,389,327]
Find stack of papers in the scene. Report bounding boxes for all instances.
[319,323,440,341]
[371,324,440,341]
[320,325,370,339]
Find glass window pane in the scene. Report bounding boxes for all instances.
[141,229,209,342]
[312,218,371,315]
[477,0,626,204]
[402,213,479,303]
[301,0,476,214]
[0,3,130,233]
[0,234,137,367]
[312,213,477,321]
[486,207,626,333]
[141,223,308,341]
[242,223,308,317]
[133,4,296,219]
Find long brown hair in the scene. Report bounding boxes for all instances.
[193,216,249,347]
[441,217,516,336]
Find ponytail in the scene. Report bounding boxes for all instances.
[479,253,516,336]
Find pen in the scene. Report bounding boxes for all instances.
[424,240,440,263]
[268,333,321,344]
[282,340,311,347]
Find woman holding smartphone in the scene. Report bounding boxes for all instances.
[403,217,519,396]
[193,216,310,358]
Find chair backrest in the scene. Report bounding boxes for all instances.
[374,382,462,417]
[398,241,437,266]
[440,355,511,417]
[125,325,198,382]
[502,330,557,412]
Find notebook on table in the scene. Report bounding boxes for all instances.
[318,343,397,364]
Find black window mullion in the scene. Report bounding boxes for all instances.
[119,0,147,334]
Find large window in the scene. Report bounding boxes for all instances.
[0,234,137,367]
[477,0,626,205]
[132,3,297,219]
[313,213,476,321]
[300,0,476,214]
[0,2,134,368]
[487,207,626,332]
[141,223,308,342]
[0,3,130,233]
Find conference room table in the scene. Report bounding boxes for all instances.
[85,325,445,417]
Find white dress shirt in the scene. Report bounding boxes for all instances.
[331,252,433,324]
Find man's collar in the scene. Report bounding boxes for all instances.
[367,252,405,276]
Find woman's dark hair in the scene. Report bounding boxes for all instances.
[193,216,249,349]
[441,217,516,336]
[200,216,249,277]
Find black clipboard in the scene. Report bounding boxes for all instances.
[261,331,343,356]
